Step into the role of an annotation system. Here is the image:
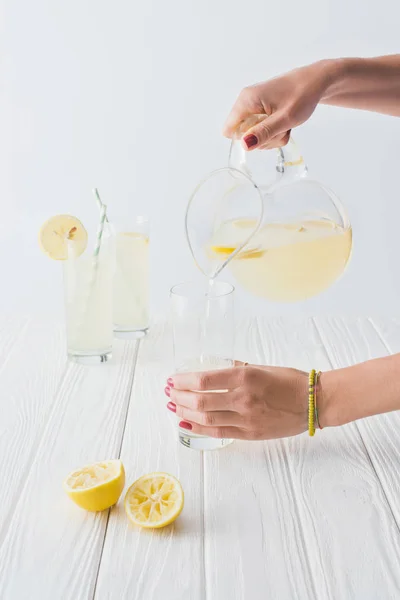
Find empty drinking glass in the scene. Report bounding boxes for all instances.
[170,280,235,450]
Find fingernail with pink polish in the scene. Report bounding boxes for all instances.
[164,386,171,397]
[179,421,192,430]
[167,378,174,388]
[167,401,176,413]
[243,134,258,149]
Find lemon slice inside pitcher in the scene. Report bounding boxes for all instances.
[185,167,264,279]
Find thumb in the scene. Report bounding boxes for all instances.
[242,113,288,150]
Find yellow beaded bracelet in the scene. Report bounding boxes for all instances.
[308,369,316,437]
[314,371,322,430]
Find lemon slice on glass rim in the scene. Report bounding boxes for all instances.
[124,472,184,529]
[39,214,88,260]
[63,460,125,512]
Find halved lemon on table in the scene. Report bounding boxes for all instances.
[124,472,184,529]
[39,214,88,260]
[63,460,125,512]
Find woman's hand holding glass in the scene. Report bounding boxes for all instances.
[166,364,309,440]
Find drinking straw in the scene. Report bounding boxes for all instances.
[74,189,109,340]
[87,191,108,299]
[93,188,109,223]
[93,200,107,262]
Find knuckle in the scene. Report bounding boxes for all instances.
[279,111,291,128]
[241,367,257,386]
[240,86,253,101]
[214,427,226,439]
[243,394,260,417]
[197,373,210,391]
[283,105,297,125]
[280,131,291,147]
[256,121,272,141]
[193,393,205,412]
[243,393,255,410]
[247,428,263,441]
[176,405,184,418]
[235,368,247,387]
[203,412,215,426]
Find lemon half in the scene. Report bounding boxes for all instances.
[124,472,184,529]
[39,214,88,260]
[64,460,125,512]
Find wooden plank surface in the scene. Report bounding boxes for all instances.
[0,318,67,546]
[204,317,400,600]
[316,317,400,547]
[0,317,399,600]
[0,336,139,600]
[371,317,400,354]
[0,315,29,371]
[94,323,203,600]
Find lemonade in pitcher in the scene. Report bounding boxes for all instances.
[186,122,352,302]
[209,216,352,302]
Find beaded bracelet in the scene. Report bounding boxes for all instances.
[308,369,316,437]
[314,371,322,430]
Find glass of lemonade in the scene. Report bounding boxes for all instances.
[113,216,150,338]
[170,280,235,451]
[63,228,115,364]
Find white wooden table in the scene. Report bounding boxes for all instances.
[1,316,400,600]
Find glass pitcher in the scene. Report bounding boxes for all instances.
[185,116,352,303]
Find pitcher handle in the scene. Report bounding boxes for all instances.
[228,114,308,189]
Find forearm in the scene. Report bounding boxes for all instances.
[319,55,400,117]
[320,353,400,427]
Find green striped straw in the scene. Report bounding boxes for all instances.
[89,192,108,297]
[74,190,109,339]
[93,201,107,261]
[93,188,109,223]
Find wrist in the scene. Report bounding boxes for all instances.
[318,362,383,427]
[317,370,343,428]
[318,58,353,102]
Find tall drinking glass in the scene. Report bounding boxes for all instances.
[113,216,150,339]
[170,281,235,450]
[63,228,114,364]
